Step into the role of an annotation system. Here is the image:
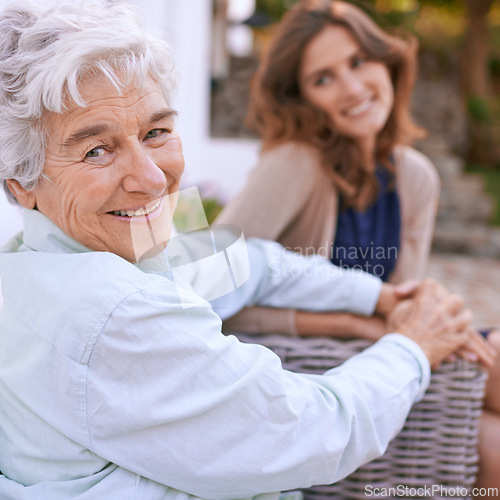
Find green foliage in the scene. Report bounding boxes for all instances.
[466,164,500,226]
[255,0,288,21]
[373,0,419,13]
[172,196,224,233]
[419,0,462,6]
[491,57,500,76]
[412,3,465,50]
[172,198,207,233]
[202,198,224,225]
[467,95,492,123]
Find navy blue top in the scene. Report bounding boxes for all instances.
[330,166,401,282]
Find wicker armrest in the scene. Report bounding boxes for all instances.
[232,333,487,500]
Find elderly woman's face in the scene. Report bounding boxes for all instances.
[17,75,184,262]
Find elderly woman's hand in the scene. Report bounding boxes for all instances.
[387,279,494,368]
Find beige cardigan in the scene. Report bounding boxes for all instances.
[216,142,440,335]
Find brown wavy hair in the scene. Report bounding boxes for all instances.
[246,0,424,208]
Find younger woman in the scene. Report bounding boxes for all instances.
[217,0,439,340]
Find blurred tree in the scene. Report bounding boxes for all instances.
[375,0,499,164]
[460,0,496,163]
[255,0,288,21]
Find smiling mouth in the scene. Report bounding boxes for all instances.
[110,198,162,218]
[343,98,374,117]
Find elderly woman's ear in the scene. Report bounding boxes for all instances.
[5,180,37,209]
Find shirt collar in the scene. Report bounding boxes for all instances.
[21,208,92,254]
[16,208,172,276]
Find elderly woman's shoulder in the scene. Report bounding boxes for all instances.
[67,252,182,307]
[0,251,144,357]
[9,249,171,315]
[77,251,154,288]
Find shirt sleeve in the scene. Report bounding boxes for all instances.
[85,282,430,499]
[210,237,382,321]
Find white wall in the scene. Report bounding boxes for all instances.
[0,191,22,245]
[136,0,260,197]
[0,0,259,247]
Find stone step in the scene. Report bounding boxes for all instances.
[416,139,458,160]
[432,221,500,258]
[416,151,495,224]
[427,154,465,182]
[437,175,495,224]
[447,174,487,192]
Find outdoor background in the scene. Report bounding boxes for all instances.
[209,0,500,329]
[210,0,500,256]
[0,0,498,326]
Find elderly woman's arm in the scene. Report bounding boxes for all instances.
[209,238,383,322]
[83,278,481,498]
[214,239,408,341]
[84,281,431,498]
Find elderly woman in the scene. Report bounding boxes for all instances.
[0,1,492,499]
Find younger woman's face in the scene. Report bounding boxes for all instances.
[299,24,394,154]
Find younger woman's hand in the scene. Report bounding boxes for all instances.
[394,280,421,299]
[375,280,421,317]
[449,329,497,368]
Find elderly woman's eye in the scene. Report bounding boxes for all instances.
[85,147,106,158]
[145,128,166,139]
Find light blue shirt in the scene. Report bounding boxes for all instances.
[0,209,430,499]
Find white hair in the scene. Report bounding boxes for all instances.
[0,0,177,204]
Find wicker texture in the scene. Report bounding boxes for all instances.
[233,334,487,500]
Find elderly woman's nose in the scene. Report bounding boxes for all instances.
[121,147,166,194]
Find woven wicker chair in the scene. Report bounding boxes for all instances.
[232,333,487,500]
